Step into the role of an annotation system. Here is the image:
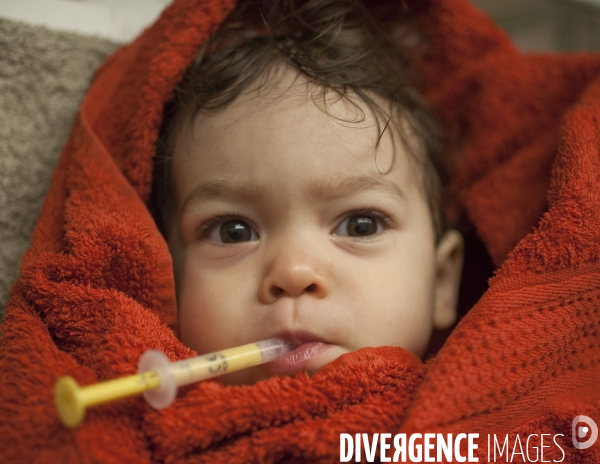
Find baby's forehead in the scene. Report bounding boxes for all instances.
[172,71,425,202]
[183,79,408,164]
[183,106,399,178]
[202,78,386,135]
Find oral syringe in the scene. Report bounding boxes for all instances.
[55,338,294,428]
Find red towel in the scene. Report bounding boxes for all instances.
[1,0,600,462]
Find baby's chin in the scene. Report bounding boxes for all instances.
[220,344,348,386]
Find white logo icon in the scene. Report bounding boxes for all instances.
[572,415,598,450]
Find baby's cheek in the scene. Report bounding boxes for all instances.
[179,264,258,353]
[394,291,436,355]
[179,299,231,355]
[358,268,434,354]
[178,306,203,353]
[177,267,222,352]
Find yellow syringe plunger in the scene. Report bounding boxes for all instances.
[55,338,293,428]
[55,370,160,428]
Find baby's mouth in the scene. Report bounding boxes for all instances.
[266,331,333,373]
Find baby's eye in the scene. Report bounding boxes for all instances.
[333,214,382,238]
[207,219,258,243]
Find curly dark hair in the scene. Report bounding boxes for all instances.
[150,0,446,239]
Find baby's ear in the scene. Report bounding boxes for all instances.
[433,229,464,330]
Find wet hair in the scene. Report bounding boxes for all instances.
[149,0,447,239]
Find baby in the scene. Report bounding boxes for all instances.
[150,0,464,385]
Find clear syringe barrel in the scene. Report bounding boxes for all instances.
[139,338,293,409]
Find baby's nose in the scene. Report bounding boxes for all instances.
[258,258,329,303]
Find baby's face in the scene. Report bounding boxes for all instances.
[168,76,461,384]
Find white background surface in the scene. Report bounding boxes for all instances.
[0,0,172,43]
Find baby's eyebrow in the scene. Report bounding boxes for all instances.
[307,174,406,202]
[181,174,405,213]
[181,179,268,212]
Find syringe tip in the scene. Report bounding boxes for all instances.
[256,338,295,363]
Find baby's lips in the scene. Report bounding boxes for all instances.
[267,341,332,373]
